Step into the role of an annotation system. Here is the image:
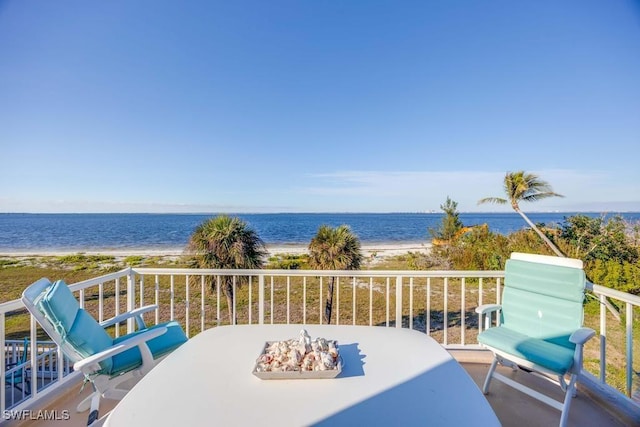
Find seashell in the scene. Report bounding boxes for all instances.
[256,334,340,375]
[320,352,335,369]
[316,338,329,352]
[299,329,312,349]
[301,357,313,371]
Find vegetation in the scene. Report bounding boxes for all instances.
[429,196,464,243]
[426,205,640,296]
[478,171,564,256]
[558,214,640,295]
[266,253,309,269]
[184,215,266,322]
[308,225,363,324]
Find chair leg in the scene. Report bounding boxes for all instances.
[77,391,97,413]
[87,390,101,427]
[559,373,578,427]
[483,356,499,394]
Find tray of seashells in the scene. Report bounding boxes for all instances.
[252,329,342,379]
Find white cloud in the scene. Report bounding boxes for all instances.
[300,170,640,212]
[2,169,639,213]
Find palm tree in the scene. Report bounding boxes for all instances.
[308,225,363,324]
[478,171,565,257]
[185,215,266,323]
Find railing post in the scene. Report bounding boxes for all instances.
[115,277,121,338]
[200,276,206,332]
[626,302,633,397]
[461,277,466,346]
[30,316,38,399]
[600,294,607,383]
[396,276,402,328]
[185,275,190,338]
[1,312,6,413]
[259,274,265,325]
[127,268,136,333]
[170,275,175,322]
[444,277,448,346]
[426,278,431,336]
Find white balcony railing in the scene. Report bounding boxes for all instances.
[2,267,639,415]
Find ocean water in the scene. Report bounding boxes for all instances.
[0,212,638,253]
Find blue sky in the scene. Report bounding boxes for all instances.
[1,1,639,213]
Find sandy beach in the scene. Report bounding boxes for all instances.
[267,243,432,259]
[0,243,432,261]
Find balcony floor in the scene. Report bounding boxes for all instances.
[6,354,631,427]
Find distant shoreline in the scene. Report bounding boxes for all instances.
[2,211,639,214]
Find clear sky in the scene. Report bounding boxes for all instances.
[1,1,639,213]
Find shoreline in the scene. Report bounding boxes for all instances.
[0,242,432,260]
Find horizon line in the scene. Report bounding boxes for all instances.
[2,210,639,215]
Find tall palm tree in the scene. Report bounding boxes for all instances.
[308,225,363,324]
[185,215,266,323]
[478,171,565,256]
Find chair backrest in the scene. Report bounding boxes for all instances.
[22,278,114,372]
[502,253,586,349]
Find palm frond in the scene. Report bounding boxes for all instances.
[478,197,507,205]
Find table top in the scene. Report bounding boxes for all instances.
[105,324,500,427]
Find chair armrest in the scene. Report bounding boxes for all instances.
[569,327,596,374]
[475,304,502,315]
[100,305,158,329]
[73,326,167,374]
[569,327,596,345]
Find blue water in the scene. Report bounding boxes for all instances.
[0,212,639,253]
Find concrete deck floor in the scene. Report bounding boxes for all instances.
[5,355,633,427]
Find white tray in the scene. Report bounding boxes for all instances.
[252,341,342,380]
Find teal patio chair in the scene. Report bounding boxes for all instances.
[22,278,188,426]
[476,252,595,427]
[5,337,31,395]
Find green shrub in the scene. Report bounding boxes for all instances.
[587,259,640,295]
[124,255,145,266]
[266,253,309,269]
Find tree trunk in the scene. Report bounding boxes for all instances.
[324,277,335,324]
[224,279,235,325]
[515,208,564,257]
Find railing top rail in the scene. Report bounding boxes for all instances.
[0,268,132,315]
[67,268,132,292]
[589,282,640,306]
[0,299,25,313]
[3,268,640,315]
[132,267,506,279]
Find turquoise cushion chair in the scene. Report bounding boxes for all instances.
[36,279,188,376]
[23,278,188,425]
[476,253,595,426]
[476,253,595,427]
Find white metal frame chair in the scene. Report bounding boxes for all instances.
[22,278,188,426]
[476,252,595,427]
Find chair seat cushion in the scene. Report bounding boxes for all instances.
[106,321,188,376]
[478,326,575,375]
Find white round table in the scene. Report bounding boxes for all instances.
[105,324,499,426]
